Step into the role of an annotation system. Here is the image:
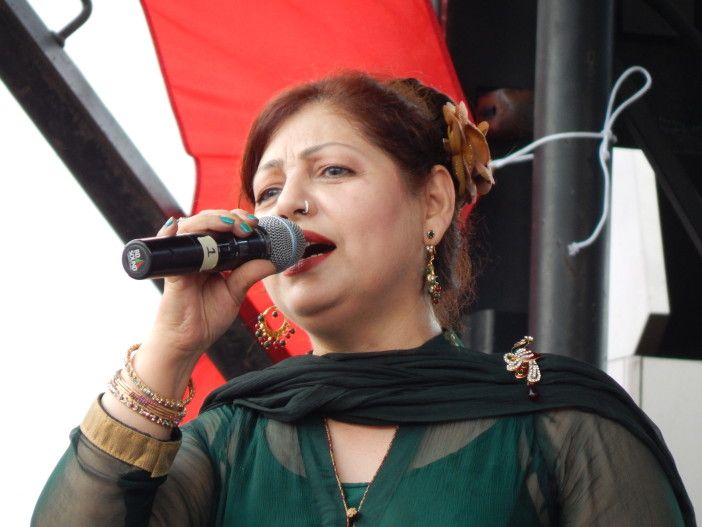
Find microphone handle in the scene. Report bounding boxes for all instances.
[122,229,271,279]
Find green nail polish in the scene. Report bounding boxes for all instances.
[241,222,252,233]
[219,216,235,225]
[247,214,257,220]
[164,217,174,227]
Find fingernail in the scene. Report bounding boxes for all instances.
[164,217,174,227]
[240,222,252,233]
[219,216,235,225]
[246,214,258,220]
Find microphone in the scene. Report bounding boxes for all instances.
[122,216,305,279]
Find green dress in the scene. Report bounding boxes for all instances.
[33,335,689,526]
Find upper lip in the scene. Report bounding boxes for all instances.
[303,230,335,247]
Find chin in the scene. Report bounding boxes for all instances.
[285,295,341,323]
[264,279,339,321]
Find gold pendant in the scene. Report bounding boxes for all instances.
[346,507,359,522]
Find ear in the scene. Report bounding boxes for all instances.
[422,164,455,241]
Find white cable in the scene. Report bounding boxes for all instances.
[489,131,604,171]
[488,66,652,256]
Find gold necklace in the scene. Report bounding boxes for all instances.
[323,418,399,526]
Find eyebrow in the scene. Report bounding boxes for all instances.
[256,142,361,173]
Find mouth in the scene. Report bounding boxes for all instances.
[284,231,336,276]
[301,231,336,260]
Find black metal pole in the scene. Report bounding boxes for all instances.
[0,0,269,378]
[0,0,181,243]
[530,0,614,366]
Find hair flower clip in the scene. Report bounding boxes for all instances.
[442,101,494,205]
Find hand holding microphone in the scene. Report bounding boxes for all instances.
[123,215,305,279]
[104,210,297,438]
[128,211,302,369]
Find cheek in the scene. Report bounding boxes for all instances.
[337,178,416,229]
[261,274,287,312]
[340,191,422,270]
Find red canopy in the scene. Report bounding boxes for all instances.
[140,0,468,417]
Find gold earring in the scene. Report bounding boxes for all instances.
[425,243,442,304]
[255,306,295,350]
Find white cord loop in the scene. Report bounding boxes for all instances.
[488,66,653,256]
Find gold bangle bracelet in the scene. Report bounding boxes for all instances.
[124,344,195,409]
[107,378,182,428]
[110,370,186,423]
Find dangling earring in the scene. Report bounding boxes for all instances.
[255,306,295,350]
[425,230,442,304]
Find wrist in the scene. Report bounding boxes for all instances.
[132,340,199,400]
[100,341,198,439]
[140,330,204,374]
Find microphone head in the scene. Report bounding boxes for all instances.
[258,216,305,272]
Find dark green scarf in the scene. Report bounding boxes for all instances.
[201,334,695,525]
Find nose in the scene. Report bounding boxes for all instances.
[271,176,310,219]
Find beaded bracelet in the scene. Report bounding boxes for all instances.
[108,373,183,428]
[124,343,195,409]
[109,370,186,425]
[108,384,180,428]
[106,344,196,428]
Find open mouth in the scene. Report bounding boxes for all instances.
[283,230,337,276]
[301,231,336,260]
[302,241,335,259]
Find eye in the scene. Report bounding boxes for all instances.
[321,165,353,177]
[255,187,281,204]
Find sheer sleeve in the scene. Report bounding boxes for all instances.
[32,397,218,527]
[535,409,685,526]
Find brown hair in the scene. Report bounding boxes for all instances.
[240,72,474,329]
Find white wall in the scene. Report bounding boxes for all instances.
[608,148,669,359]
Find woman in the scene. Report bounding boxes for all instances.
[33,73,693,526]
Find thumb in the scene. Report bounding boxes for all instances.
[224,259,277,305]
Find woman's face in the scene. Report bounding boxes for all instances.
[252,103,428,334]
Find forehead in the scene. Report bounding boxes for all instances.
[260,103,368,160]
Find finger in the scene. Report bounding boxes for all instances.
[156,216,178,236]
[175,210,254,237]
[230,209,260,236]
[224,259,277,305]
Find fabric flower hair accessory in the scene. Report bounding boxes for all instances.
[442,101,494,205]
